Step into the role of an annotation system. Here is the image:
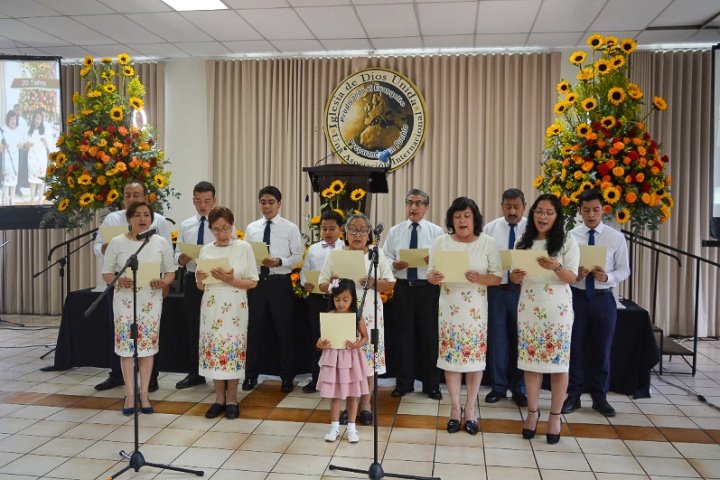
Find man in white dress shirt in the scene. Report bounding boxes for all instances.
[242,186,304,393]
[383,189,444,400]
[484,188,529,407]
[93,180,173,392]
[563,189,631,417]
[174,181,218,389]
[300,210,345,393]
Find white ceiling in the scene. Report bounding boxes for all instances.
[1,0,719,62]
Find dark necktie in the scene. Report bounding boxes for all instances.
[407,222,419,281]
[507,224,516,285]
[261,220,271,277]
[585,229,596,299]
[197,216,206,245]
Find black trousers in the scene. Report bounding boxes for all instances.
[306,293,330,383]
[392,280,441,390]
[487,286,525,394]
[245,275,296,381]
[183,271,204,377]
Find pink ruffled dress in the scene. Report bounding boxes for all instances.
[317,318,370,399]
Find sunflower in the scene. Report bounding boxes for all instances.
[615,208,630,224]
[104,84,116,93]
[118,53,130,65]
[569,51,586,66]
[576,124,591,137]
[77,174,92,185]
[79,193,95,207]
[611,55,625,69]
[310,215,321,225]
[79,67,90,77]
[123,66,135,77]
[236,230,245,241]
[653,96,668,111]
[608,87,626,105]
[350,188,366,201]
[581,98,597,111]
[67,177,75,188]
[154,174,166,188]
[603,186,620,204]
[87,90,101,98]
[545,124,562,137]
[83,55,93,67]
[55,152,67,167]
[329,180,344,193]
[604,36,619,49]
[333,208,344,218]
[45,189,54,200]
[101,70,115,80]
[107,189,119,203]
[97,175,107,186]
[46,164,56,176]
[321,187,335,199]
[57,199,70,212]
[660,204,671,218]
[554,101,569,115]
[594,59,612,75]
[579,181,594,192]
[577,68,594,82]
[129,97,144,110]
[628,85,643,100]
[620,38,636,54]
[556,81,570,94]
[110,107,124,122]
[600,116,616,129]
[587,34,604,50]
[101,57,112,63]
[565,92,578,104]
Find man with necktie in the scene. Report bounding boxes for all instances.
[243,186,303,393]
[383,189,444,399]
[564,189,630,416]
[483,188,528,407]
[300,210,345,393]
[174,181,222,389]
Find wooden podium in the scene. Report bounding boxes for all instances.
[303,164,388,214]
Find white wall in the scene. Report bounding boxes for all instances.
[163,58,211,226]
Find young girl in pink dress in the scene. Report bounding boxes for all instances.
[316,278,370,443]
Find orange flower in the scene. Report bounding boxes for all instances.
[116,161,127,172]
[623,156,632,165]
[582,161,594,172]
[603,205,612,214]
[635,172,645,182]
[606,159,616,169]
[651,166,660,175]
[561,195,570,206]
[612,166,624,176]
[596,139,607,149]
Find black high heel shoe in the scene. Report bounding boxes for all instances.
[546,412,562,444]
[521,409,540,439]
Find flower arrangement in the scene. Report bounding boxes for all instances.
[19,61,59,125]
[535,34,673,233]
[305,179,366,244]
[41,53,178,229]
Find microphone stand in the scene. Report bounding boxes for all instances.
[329,229,440,480]
[84,235,203,479]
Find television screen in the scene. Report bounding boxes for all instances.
[0,55,63,229]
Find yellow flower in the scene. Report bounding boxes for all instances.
[608,87,626,105]
[594,59,612,76]
[107,189,119,203]
[579,181,594,192]
[123,66,135,77]
[600,116,616,129]
[556,81,571,95]
[533,176,544,188]
[660,204,671,218]
[587,34,604,50]
[603,186,620,204]
[310,215,321,225]
[82,108,94,116]
[72,92,80,103]
[101,70,115,80]
[333,208,344,218]
[611,55,625,69]
[79,193,94,207]
[55,152,67,167]
[350,189,366,201]
[104,84,116,93]
[581,98,597,111]
[565,92,578,104]
[554,101,569,115]
[628,85,643,100]
[77,174,92,185]
[569,51,586,66]
[57,199,70,212]
[615,208,630,224]
[118,53,130,65]
[110,107,124,122]
[546,124,562,137]
[67,177,75,188]
[56,135,65,147]
[129,97,144,110]
[154,174,166,188]
[321,187,335,199]
[87,90,101,98]
[97,175,107,186]
[620,38,636,54]
[101,57,112,63]
[83,55,93,67]
[106,168,118,177]
[329,180,344,193]
[66,114,76,124]
[577,68,594,82]
[46,164,56,176]
[236,230,245,240]
[576,124,591,137]
[604,36,619,49]
[653,96,668,111]
[45,189,54,200]
[612,166,625,177]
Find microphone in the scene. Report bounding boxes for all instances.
[373,222,385,236]
[136,227,157,240]
[378,148,392,165]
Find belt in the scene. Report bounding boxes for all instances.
[397,279,431,287]
[260,273,291,281]
[572,286,613,296]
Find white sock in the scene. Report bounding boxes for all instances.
[331,421,340,430]
[347,422,357,432]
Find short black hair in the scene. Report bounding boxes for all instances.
[321,209,344,226]
[502,188,525,204]
[125,179,148,196]
[445,197,483,236]
[578,189,604,206]
[259,185,282,202]
[193,181,216,196]
[125,201,154,223]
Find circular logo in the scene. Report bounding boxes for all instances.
[324,67,427,171]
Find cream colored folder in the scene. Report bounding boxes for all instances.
[579,245,607,269]
[399,248,429,268]
[320,312,356,349]
[100,225,127,242]
[196,257,232,285]
[330,249,366,281]
[433,250,470,283]
[134,261,160,287]
[177,242,202,259]
[510,249,550,275]
[248,241,270,266]
[304,270,323,294]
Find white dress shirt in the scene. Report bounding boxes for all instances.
[383,218,444,280]
[484,216,528,284]
[300,237,345,285]
[175,214,215,273]
[245,214,303,275]
[570,222,630,290]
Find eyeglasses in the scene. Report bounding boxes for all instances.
[406,200,426,208]
[347,229,369,236]
[533,210,556,217]
[211,226,233,234]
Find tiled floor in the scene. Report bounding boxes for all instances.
[1,314,719,479]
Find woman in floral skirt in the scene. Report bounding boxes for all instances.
[511,193,579,444]
[427,197,502,435]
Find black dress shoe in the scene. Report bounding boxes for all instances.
[339,409,349,425]
[546,412,562,444]
[512,392,528,408]
[391,386,414,397]
[205,403,226,419]
[302,381,317,394]
[225,403,239,420]
[148,378,159,393]
[242,377,256,391]
[359,410,373,426]
[281,379,294,393]
[484,390,505,403]
[427,389,443,400]
[561,395,581,414]
[464,420,479,435]
[95,376,124,391]
[446,419,460,434]
[175,374,206,389]
[521,409,540,439]
[591,397,617,417]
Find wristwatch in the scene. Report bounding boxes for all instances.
[554,264,563,273]
[277,258,283,266]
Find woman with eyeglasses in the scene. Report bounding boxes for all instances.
[319,213,396,426]
[196,206,258,420]
[510,193,579,444]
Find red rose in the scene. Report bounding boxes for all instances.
[643,133,650,140]
[662,155,670,163]
[586,140,594,148]
[629,151,639,160]
[107,126,116,133]
[641,183,652,193]
[95,127,102,134]
[597,164,610,176]
[122,171,131,179]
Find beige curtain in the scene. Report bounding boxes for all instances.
[0,62,165,314]
[627,50,719,337]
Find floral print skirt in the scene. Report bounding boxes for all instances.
[358,288,386,376]
[517,283,574,373]
[436,283,488,373]
[199,287,249,380]
[113,287,162,357]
